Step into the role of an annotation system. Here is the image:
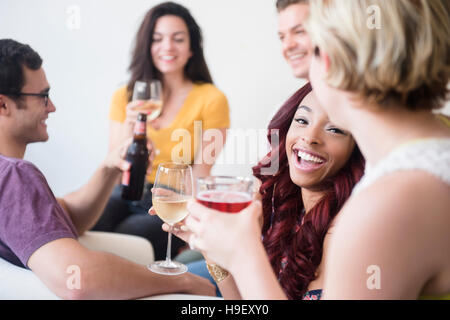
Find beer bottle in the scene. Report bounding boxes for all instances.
[121,113,149,200]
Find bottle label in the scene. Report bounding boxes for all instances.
[134,121,146,135]
[122,169,131,186]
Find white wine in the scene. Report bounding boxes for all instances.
[153,197,190,225]
[142,100,163,121]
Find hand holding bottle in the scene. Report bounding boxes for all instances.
[121,113,152,201]
[104,136,155,176]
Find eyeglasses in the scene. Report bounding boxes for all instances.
[2,92,50,107]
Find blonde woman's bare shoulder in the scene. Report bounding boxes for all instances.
[322,170,450,299]
[343,169,448,220]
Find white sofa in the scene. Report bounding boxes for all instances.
[0,231,219,300]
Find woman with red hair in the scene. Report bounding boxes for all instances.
[252,83,364,299]
[164,82,365,299]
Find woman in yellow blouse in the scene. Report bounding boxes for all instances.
[92,2,230,260]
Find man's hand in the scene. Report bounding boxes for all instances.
[104,137,155,175]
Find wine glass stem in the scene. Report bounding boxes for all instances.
[165,226,173,263]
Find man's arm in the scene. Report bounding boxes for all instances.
[59,137,153,235]
[27,238,215,300]
[57,163,122,235]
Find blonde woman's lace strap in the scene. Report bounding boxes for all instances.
[353,138,450,195]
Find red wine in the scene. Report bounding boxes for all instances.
[196,190,252,214]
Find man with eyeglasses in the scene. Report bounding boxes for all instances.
[0,39,215,299]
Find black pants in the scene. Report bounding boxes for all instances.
[92,184,186,261]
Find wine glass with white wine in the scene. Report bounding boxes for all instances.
[148,162,193,275]
[132,80,163,121]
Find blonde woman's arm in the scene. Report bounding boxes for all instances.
[185,200,288,300]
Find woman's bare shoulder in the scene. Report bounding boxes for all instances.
[341,169,448,221]
[323,170,450,298]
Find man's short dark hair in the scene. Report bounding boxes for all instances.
[0,39,43,106]
[276,0,309,12]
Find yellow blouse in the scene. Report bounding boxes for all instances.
[109,83,230,183]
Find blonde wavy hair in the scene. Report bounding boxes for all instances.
[306,0,450,111]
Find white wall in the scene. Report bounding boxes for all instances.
[1,0,448,196]
[0,0,303,196]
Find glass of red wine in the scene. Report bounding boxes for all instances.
[196,176,253,213]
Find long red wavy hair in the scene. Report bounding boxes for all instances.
[253,83,365,299]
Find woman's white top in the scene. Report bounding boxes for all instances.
[352,138,450,196]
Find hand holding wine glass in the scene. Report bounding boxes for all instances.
[148,162,193,275]
[149,176,254,239]
[184,198,263,273]
[182,176,260,271]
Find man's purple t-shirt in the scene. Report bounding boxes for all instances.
[0,154,78,268]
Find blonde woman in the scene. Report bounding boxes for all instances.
[178,0,449,300]
[305,0,450,299]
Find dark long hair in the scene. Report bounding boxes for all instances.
[127,2,213,101]
[253,83,365,299]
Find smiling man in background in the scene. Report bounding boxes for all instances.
[277,0,312,80]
